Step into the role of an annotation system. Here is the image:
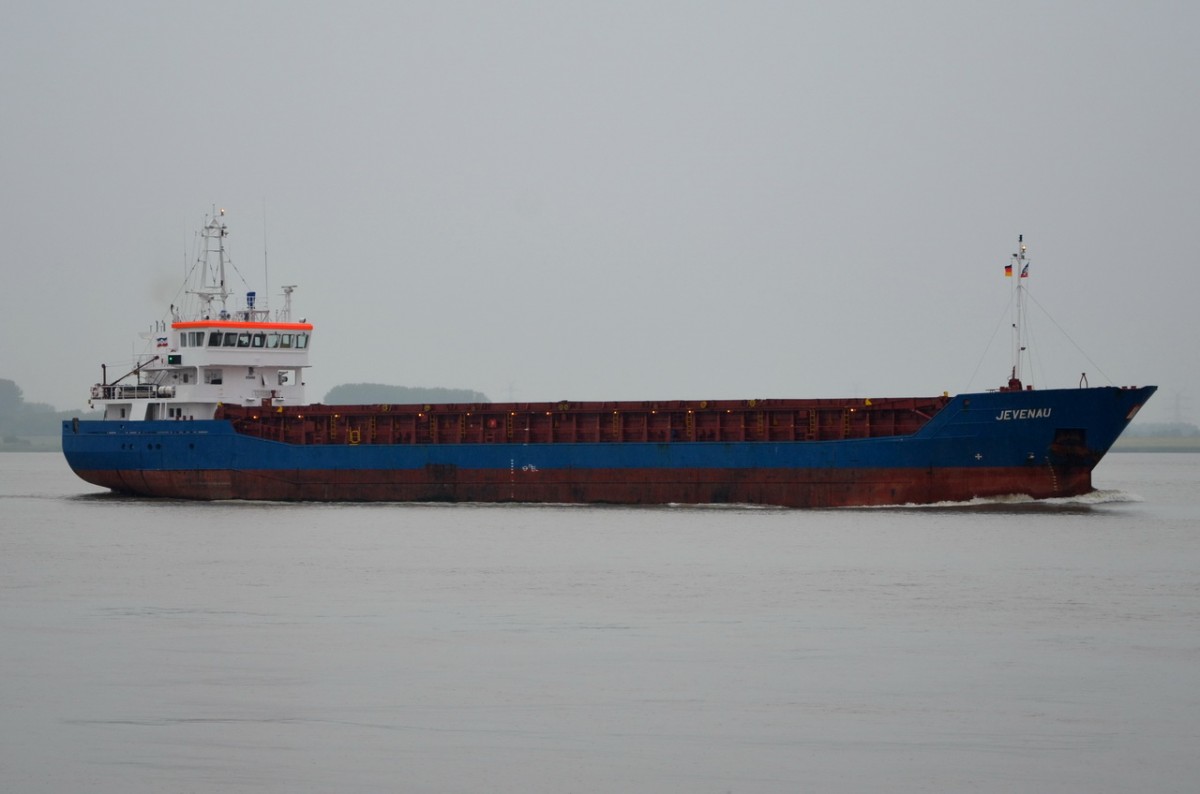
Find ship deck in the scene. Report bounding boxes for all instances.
[218,396,952,447]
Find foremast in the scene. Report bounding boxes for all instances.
[1004,234,1031,391]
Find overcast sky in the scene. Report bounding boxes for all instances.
[2,1,1196,421]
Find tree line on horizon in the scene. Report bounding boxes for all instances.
[322,383,490,405]
[0,379,87,444]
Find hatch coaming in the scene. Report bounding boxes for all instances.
[217,395,953,446]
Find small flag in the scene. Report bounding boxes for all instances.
[1019,263,1029,278]
[1004,264,1013,277]
[156,337,168,347]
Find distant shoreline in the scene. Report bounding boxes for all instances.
[1112,437,1200,453]
[1,438,60,453]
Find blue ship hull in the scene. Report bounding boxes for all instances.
[62,386,1155,507]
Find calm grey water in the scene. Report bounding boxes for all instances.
[2,453,1198,793]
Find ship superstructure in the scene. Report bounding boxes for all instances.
[88,211,313,422]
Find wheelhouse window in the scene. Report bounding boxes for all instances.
[266,333,280,348]
[280,334,293,349]
[223,332,238,347]
[251,333,265,348]
[208,332,222,346]
[295,333,309,349]
[237,332,251,348]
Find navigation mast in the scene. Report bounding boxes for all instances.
[188,208,233,319]
[1007,234,1030,391]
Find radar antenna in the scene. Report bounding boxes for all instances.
[280,285,297,322]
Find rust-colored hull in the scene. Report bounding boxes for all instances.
[74,464,1093,507]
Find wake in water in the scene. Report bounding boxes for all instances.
[1046,488,1144,506]
[58,488,1143,512]
[860,488,1145,512]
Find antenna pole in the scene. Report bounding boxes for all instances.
[1009,234,1029,390]
[262,199,269,315]
[217,208,228,312]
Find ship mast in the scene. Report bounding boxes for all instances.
[188,208,233,319]
[1007,234,1029,390]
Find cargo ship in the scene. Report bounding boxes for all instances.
[62,219,1155,507]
